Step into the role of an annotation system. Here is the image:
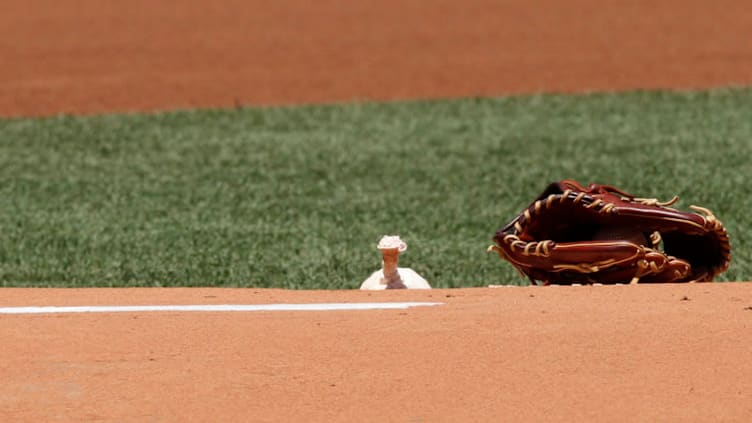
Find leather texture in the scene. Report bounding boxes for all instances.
[489,180,731,285]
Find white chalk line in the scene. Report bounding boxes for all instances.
[0,302,443,315]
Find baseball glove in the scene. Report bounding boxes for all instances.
[488,180,731,285]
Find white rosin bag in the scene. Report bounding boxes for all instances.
[360,235,431,290]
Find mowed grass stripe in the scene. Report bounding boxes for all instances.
[1,88,750,288]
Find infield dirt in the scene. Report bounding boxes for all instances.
[1,1,751,422]
[2,286,752,421]
[2,0,752,116]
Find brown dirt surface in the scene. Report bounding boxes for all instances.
[2,1,752,421]
[2,285,752,422]
[2,0,752,117]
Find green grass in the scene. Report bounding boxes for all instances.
[1,88,750,288]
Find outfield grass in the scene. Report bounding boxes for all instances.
[1,88,750,288]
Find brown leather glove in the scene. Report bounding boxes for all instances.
[488,180,731,285]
